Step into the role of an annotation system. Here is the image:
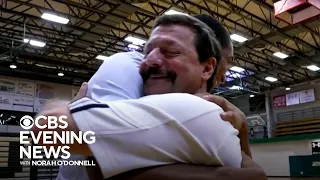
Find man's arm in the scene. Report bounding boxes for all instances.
[35,93,242,178]
[108,165,266,180]
[238,124,251,157]
[86,151,266,180]
[107,152,266,180]
[202,94,252,157]
[35,94,240,157]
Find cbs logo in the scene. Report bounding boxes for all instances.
[20,115,34,130]
[20,115,68,130]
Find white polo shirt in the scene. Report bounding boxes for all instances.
[69,93,242,179]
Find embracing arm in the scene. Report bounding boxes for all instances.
[34,93,244,178]
[201,94,252,158]
[86,150,265,180]
[218,151,267,180]
[113,166,266,180]
[107,152,266,180]
[238,124,252,157]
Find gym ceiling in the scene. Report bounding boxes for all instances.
[0,0,320,98]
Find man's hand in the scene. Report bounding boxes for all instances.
[241,151,256,168]
[201,94,246,131]
[35,100,75,132]
[196,93,252,157]
[72,82,88,101]
[32,82,92,156]
[35,81,88,134]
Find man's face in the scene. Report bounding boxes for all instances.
[214,44,234,86]
[140,25,212,95]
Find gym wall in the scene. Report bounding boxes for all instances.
[0,76,80,113]
[229,95,251,115]
[0,75,80,131]
[0,76,80,100]
[251,137,320,176]
[270,81,320,123]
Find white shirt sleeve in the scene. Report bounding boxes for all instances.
[216,131,242,168]
[87,51,144,102]
[69,93,242,178]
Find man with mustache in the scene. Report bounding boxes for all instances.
[50,14,263,180]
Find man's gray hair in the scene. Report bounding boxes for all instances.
[153,14,222,91]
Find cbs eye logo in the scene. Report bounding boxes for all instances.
[20,115,34,130]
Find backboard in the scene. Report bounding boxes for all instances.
[247,115,266,127]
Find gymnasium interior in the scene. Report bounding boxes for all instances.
[0,0,319,179]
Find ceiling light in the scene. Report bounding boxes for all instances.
[285,87,291,90]
[23,39,29,43]
[306,65,320,71]
[230,34,248,43]
[250,94,254,98]
[58,72,64,76]
[230,66,245,72]
[273,52,289,59]
[41,13,69,24]
[124,36,146,46]
[35,63,55,69]
[230,73,242,78]
[164,10,188,16]
[69,52,81,56]
[10,64,17,69]
[265,76,278,82]
[29,40,46,47]
[95,55,108,61]
[229,85,243,90]
[128,44,139,50]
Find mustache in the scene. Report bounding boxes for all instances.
[141,67,177,83]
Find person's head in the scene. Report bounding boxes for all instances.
[140,14,221,95]
[194,14,234,87]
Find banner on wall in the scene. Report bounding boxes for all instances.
[0,94,13,110]
[0,78,81,112]
[0,79,15,95]
[312,141,320,155]
[15,81,35,97]
[299,89,315,104]
[36,84,54,99]
[34,98,49,112]
[285,92,300,106]
[12,105,33,112]
[13,96,34,106]
[12,96,34,112]
[273,95,286,107]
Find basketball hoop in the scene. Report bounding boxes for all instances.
[274,0,320,25]
[253,124,260,132]
[247,115,266,127]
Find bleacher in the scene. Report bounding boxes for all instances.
[0,110,59,180]
[275,118,320,137]
[275,107,320,137]
[0,132,59,180]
